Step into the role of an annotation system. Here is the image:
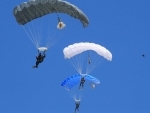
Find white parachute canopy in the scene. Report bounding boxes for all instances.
[63,42,112,74]
[63,42,112,60]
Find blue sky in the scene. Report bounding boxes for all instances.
[0,0,150,113]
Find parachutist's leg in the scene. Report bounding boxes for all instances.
[79,83,81,89]
[82,83,84,89]
[33,61,39,68]
[75,108,79,113]
[36,61,40,68]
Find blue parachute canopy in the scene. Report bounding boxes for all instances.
[61,74,100,90]
[61,74,81,90]
[85,75,100,85]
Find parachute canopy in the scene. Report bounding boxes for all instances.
[38,47,47,51]
[63,42,112,74]
[13,0,89,27]
[61,74,100,90]
[63,42,112,61]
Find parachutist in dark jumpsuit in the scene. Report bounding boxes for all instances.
[79,77,85,89]
[33,50,46,68]
[75,101,80,113]
[142,54,145,57]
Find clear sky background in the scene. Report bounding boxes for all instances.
[0,0,150,113]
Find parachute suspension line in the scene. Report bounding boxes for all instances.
[75,55,82,74]
[30,20,42,48]
[51,32,63,47]
[85,51,90,74]
[66,88,83,101]
[74,52,87,74]
[70,52,88,74]
[46,29,59,49]
[46,27,55,48]
[88,58,104,74]
[79,52,87,74]
[86,51,99,74]
[67,90,78,101]
[75,53,85,74]
[37,18,45,47]
[46,23,55,48]
[75,88,83,101]
[79,52,86,74]
[86,51,93,72]
[30,20,40,48]
[48,24,71,48]
[46,29,60,49]
[78,53,84,74]
[22,26,38,48]
[45,17,56,49]
[70,54,83,74]
[69,57,82,74]
[86,52,97,74]
[46,16,65,49]
[37,25,43,47]
[93,57,105,71]
[86,54,104,74]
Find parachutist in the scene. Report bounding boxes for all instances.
[33,50,46,68]
[142,54,145,57]
[79,77,85,89]
[75,101,80,113]
[56,13,66,29]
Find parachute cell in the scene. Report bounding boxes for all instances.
[13,0,89,27]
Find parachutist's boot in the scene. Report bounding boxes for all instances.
[33,66,38,68]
